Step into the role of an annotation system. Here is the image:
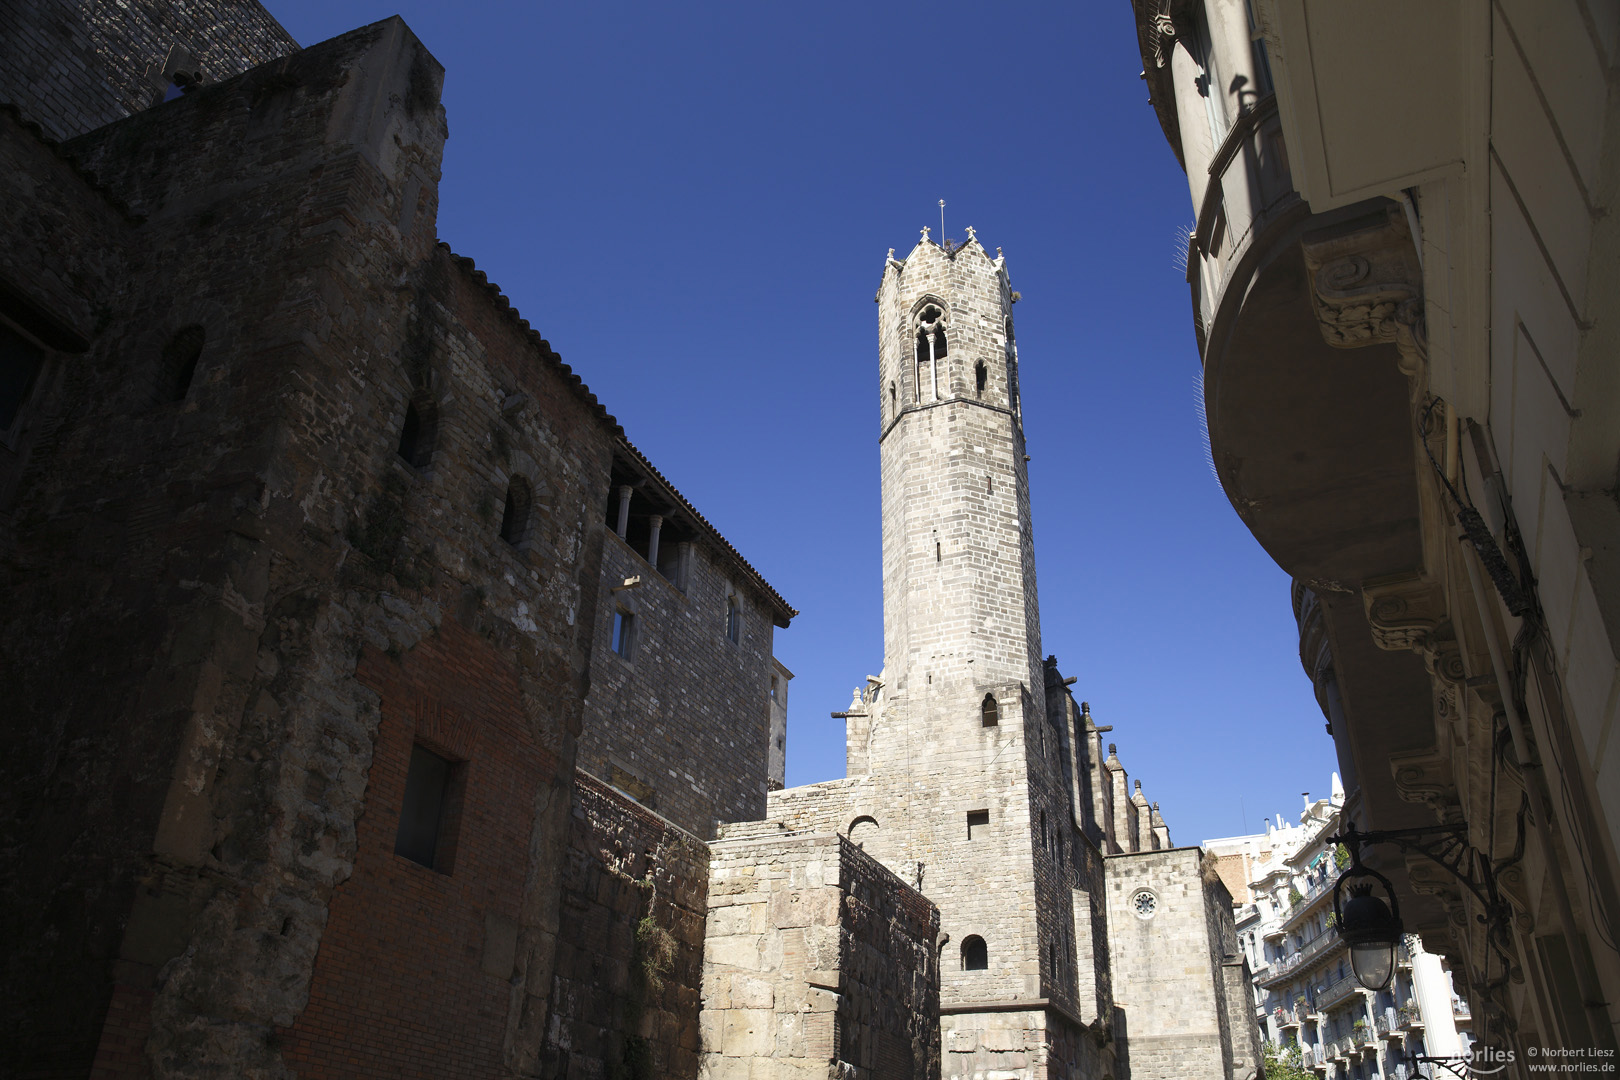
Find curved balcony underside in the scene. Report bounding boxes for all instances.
[1199,201,1452,931]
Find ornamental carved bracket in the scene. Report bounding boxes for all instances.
[1363,573,1448,657]
[1301,206,1427,372]
[1388,747,1463,822]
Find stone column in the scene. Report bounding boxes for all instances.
[646,514,662,567]
[615,485,632,539]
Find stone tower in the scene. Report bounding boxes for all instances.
[861,230,1104,1074]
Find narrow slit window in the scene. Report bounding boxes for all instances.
[0,322,45,429]
[397,395,438,468]
[163,325,205,402]
[975,361,987,397]
[962,935,988,971]
[395,744,457,871]
[967,809,989,840]
[500,475,532,546]
[726,595,741,644]
[981,693,999,727]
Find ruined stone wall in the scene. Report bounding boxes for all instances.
[0,20,619,1077]
[542,772,711,1080]
[579,523,778,839]
[0,0,299,142]
[1104,848,1231,1080]
[700,828,939,1079]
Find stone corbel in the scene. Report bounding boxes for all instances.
[1388,747,1463,822]
[1363,573,1447,657]
[1300,206,1426,374]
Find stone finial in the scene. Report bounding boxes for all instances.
[1108,743,1117,755]
[1080,701,1090,716]
[887,248,895,260]
[997,247,1003,257]
[1135,779,1142,791]
[920,226,931,243]
[965,225,976,242]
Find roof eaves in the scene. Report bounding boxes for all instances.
[615,435,797,627]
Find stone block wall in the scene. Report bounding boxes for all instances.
[541,772,712,1080]
[0,0,299,142]
[1104,848,1237,1080]
[700,828,940,1079]
[0,19,627,1076]
[580,513,782,839]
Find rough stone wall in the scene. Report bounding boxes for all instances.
[1104,848,1234,1080]
[0,20,620,1077]
[541,772,711,1080]
[700,828,939,1079]
[0,0,299,142]
[579,523,778,839]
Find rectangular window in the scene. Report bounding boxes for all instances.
[613,609,635,658]
[726,596,741,644]
[967,809,990,840]
[395,744,460,872]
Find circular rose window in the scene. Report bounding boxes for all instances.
[1131,889,1158,919]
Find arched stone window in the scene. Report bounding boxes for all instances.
[975,360,987,397]
[163,325,205,402]
[981,693,999,727]
[849,815,879,845]
[913,304,947,403]
[397,392,438,468]
[500,474,532,547]
[961,935,988,971]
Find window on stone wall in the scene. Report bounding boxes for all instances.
[962,935,988,971]
[397,393,438,469]
[726,595,741,644]
[394,743,463,873]
[163,324,205,402]
[612,609,636,659]
[967,809,989,840]
[890,381,898,418]
[981,693,998,727]
[500,475,532,547]
[850,815,879,845]
[975,361,987,398]
[0,322,44,430]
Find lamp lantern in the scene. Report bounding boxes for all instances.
[1333,848,1404,991]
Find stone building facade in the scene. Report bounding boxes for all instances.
[1208,777,1475,1080]
[0,6,933,1078]
[1127,0,1620,1056]
[763,232,1262,1080]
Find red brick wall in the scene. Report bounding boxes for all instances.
[278,619,558,1079]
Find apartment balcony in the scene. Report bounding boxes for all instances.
[1398,1006,1425,1032]
[1377,1010,1401,1039]
[1355,1027,1380,1053]
[1309,1043,1328,1072]
[1259,922,1343,988]
[1317,971,1364,1011]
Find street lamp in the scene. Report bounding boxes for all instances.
[1332,843,1404,991]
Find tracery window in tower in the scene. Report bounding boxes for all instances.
[981,693,998,727]
[914,304,946,403]
[962,935,988,971]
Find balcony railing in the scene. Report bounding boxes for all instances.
[1261,922,1342,986]
[1317,971,1363,1010]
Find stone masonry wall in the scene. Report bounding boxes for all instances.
[0,0,299,142]
[0,20,619,1077]
[542,772,712,1080]
[580,524,778,839]
[700,827,940,1080]
[1104,848,1228,1080]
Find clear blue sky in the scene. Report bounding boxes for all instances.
[266,0,1338,843]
